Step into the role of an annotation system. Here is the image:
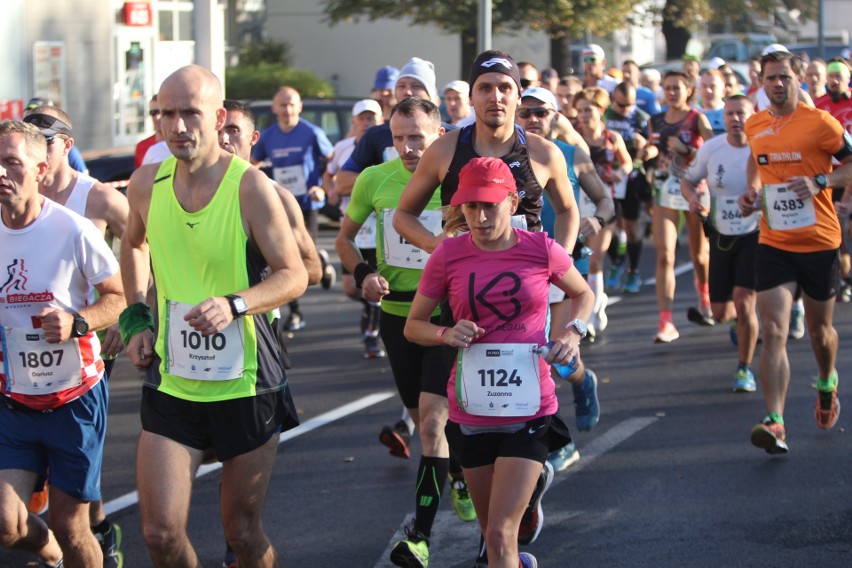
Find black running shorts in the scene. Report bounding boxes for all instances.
[755,244,840,301]
[379,311,448,408]
[445,414,572,469]
[141,387,288,461]
[708,230,758,303]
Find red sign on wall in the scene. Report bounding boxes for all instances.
[0,100,24,121]
[124,2,152,27]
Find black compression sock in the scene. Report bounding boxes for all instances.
[413,456,449,537]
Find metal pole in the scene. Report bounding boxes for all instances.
[478,0,492,54]
[194,0,226,88]
[818,0,825,60]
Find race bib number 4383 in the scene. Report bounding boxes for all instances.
[763,183,816,230]
[455,343,541,417]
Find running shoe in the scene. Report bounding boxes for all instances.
[390,529,429,568]
[750,419,788,455]
[789,304,805,340]
[584,322,596,344]
[623,271,642,293]
[318,249,336,290]
[654,321,679,344]
[546,440,580,472]
[284,311,305,331]
[687,305,714,327]
[596,293,609,332]
[28,481,48,515]
[732,367,756,393]
[450,477,477,522]
[573,370,600,432]
[379,420,412,459]
[93,520,124,568]
[605,264,624,291]
[222,544,237,568]
[364,334,386,359]
[518,462,554,545]
[816,387,840,430]
[838,280,852,303]
[729,319,738,347]
[519,552,539,568]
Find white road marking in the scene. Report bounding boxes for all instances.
[102,391,396,516]
[374,416,658,567]
[644,261,694,286]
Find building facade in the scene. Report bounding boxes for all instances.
[0,0,221,152]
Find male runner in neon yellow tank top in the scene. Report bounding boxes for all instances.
[120,65,308,568]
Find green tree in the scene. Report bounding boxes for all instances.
[323,0,643,77]
[661,0,819,60]
[237,40,294,67]
[226,63,334,99]
[513,0,644,75]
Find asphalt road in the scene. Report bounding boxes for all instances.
[4,229,852,567]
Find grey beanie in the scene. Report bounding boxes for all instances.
[397,57,438,102]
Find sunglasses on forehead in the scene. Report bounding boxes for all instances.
[517,107,551,119]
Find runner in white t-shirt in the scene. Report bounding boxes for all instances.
[324,99,386,358]
[23,107,129,567]
[0,120,124,568]
[681,95,760,393]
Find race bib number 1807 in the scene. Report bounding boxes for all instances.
[1,328,83,395]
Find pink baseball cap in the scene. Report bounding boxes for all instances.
[451,157,517,206]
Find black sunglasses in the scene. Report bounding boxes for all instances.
[149,110,161,117]
[517,108,551,119]
[520,78,534,89]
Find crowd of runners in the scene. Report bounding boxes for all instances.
[0,39,851,568]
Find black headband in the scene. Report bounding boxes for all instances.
[469,52,522,94]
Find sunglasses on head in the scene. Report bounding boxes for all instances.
[517,107,551,119]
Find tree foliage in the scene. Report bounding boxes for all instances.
[322,0,643,75]
[237,40,294,67]
[226,63,334,100]
[508,0,643,39]
[663,0,819,35]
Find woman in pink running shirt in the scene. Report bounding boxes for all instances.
[405,157,593,567]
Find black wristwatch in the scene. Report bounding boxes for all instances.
[594,215,607,228]
[225,295,248,319]
[814,173,828,190]
[71,312,89,338]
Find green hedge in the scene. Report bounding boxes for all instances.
[225,63,335,100]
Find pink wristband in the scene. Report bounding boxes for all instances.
[436,326,448,344]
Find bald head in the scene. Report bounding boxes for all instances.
[273,86,302,131]
[157,65,226,163]
[160,65,223,108]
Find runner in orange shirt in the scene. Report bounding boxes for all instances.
[740,49,852,454]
